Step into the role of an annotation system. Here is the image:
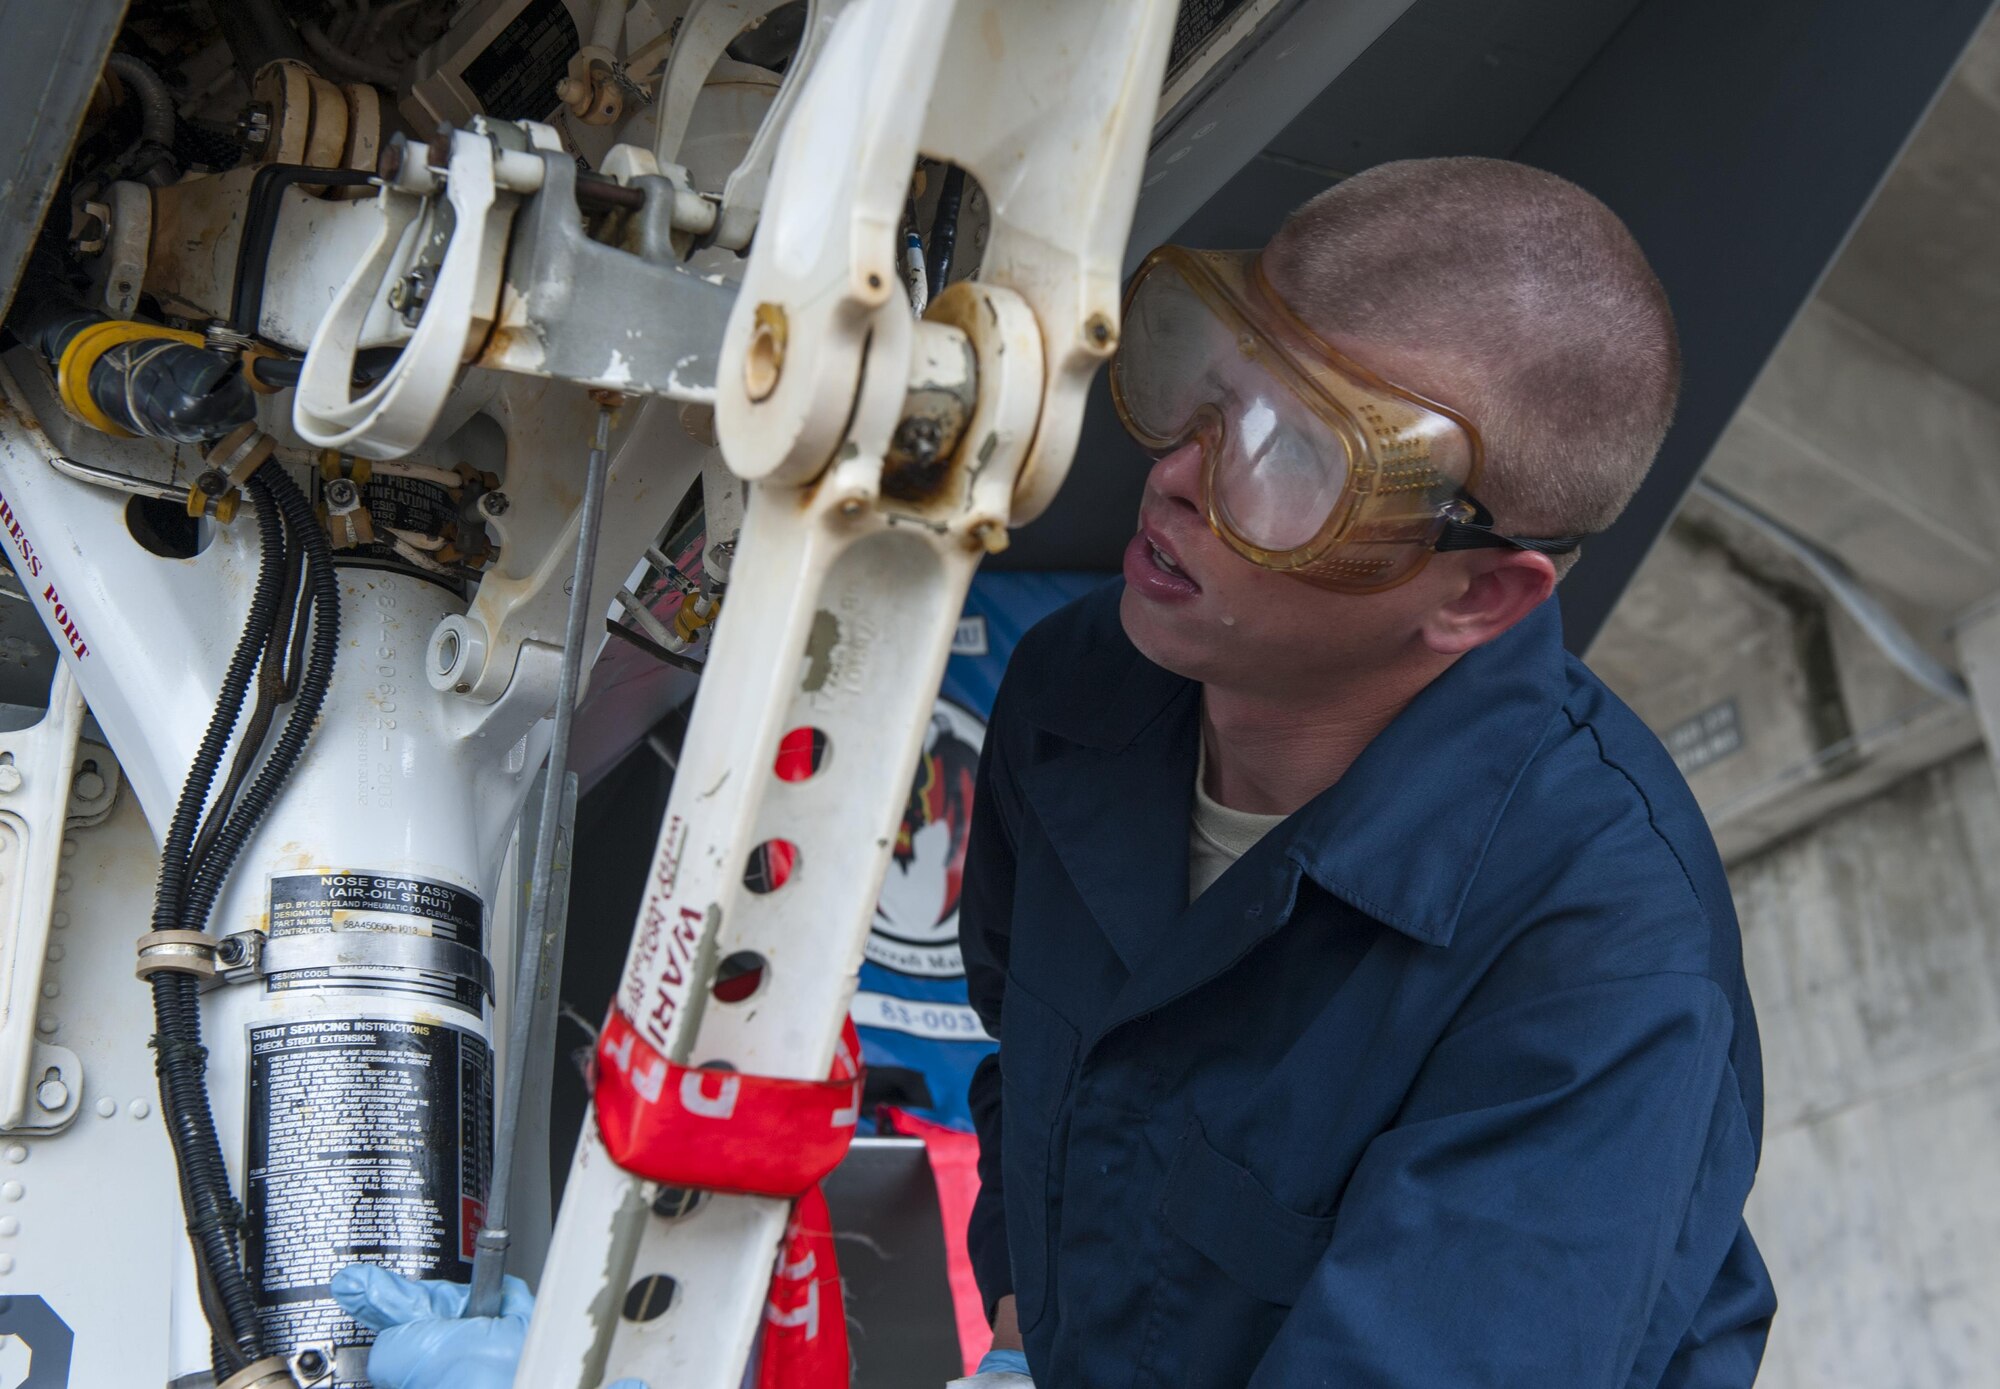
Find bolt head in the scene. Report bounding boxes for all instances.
[72,769,105,801]
[891,415,946,465]
[216,938,246,967]
[480,491,509,517]
[325,478,360,508]
[0,768,22,794]
[35,1076,67,1112]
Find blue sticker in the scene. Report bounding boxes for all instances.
[0,1294,74,1387]
[856,572,1108,1130]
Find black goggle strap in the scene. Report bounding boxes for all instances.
[1433,494,1584,557]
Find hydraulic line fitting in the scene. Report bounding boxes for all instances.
[56,320,207,437]
[674,593,719,644]
[49,317,258,443]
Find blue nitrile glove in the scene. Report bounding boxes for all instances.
[331,1264,650,1389]
[945,1348,1034,1386]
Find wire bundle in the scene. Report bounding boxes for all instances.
[146,463,341,1379]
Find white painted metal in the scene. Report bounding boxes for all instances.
[652,0,850,252]
[0,362,272,827]
[0,757,181,1386]
[427,384,715,710]
[521,3,1177,1384]
[161,571,526,1385]
[0,664,86,1131]
[0,365,706,1383]
[0,0,1177,1378]
[258,191,417,353]
[294,126,521,458]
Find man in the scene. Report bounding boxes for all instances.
[956,157,1774,1386]
[336,156,1773,1388]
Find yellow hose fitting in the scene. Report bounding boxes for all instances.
[55,320,206,438]
[673,595,718,643]
[185,484,242,525]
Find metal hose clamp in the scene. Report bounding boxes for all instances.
[133,929,218,982]
[215,1355,297,1389]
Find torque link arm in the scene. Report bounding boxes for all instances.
[519,2,1178,1385]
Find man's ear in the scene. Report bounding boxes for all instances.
[1419,550,1556,656]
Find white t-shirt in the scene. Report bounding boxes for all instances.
[1189,742,1287,901]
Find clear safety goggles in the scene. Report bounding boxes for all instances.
[1109,246,1581,593]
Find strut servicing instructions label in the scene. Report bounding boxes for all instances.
[247,1017,493,1384]
[267,870,489,1010]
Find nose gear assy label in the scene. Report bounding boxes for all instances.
[267,871,490,1011]
[246,1017,493,1386]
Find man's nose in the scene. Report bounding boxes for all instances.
[1146,439,1205,511]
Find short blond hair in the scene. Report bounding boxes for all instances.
[1262,158,1680,558]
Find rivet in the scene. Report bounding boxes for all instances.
[129,1099,151,1120]
[38,983,55,1000]
[34,1017,54,1035]
[3,1182,25,1202]
[50,913,68,929]
[94,1098,116,1119]
[0,1216,21,1235]
[3,1147,23,1165]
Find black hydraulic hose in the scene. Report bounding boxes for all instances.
[188,540,305,878]
[250,345,403,391]
[9,288,257,443]
[149,491,288,1371]
[89,340,258,442]
[155,972,266,1373]
[181,468,341,931]
[230,165,378,337]
[106,54,176,151]
[924,165,967,297]
[148,490,285,952]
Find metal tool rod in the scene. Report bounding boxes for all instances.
[466,401,617,1318]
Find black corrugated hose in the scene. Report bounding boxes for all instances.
[148,463,342,1379]
[148,488,287,1371]
[182,467,340,930]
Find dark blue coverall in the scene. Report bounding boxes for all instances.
[961,583,1777,1387]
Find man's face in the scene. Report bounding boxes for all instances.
[1118,431,1471,697]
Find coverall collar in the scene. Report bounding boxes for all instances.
[1281,598,1568,947]
[1019,592,1568,954]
